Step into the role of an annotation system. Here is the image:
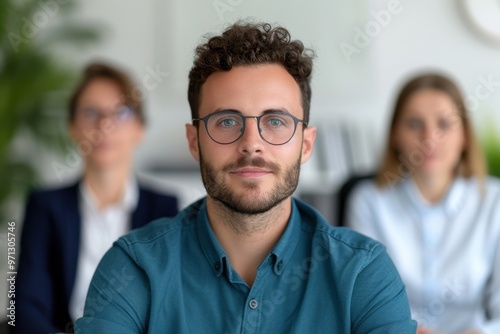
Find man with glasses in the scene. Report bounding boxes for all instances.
[74,22,416,333]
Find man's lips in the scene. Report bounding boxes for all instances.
[230,167,272,178]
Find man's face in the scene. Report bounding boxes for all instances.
[186,64,316,214]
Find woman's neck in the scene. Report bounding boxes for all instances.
[412,172,454,204]
[84,163,132,209]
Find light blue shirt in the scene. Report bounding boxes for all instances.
[75,197,416,333]
[347,177,500,334]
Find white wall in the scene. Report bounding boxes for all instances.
[372,0,500,133]
[22,0,500,193]
[58,0,499,177]
[60,0,375,173]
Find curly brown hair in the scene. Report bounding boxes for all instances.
[188,22,315,123]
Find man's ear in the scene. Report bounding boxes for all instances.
[186,123,200,162]
[301,126,316,164]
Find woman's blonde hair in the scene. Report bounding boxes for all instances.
[376,73,487,187]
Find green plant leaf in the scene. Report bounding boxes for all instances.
[0,0,102,225]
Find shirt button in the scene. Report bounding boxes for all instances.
[214,262,221,271]
[277,261,283,270]
[249,299,258,309]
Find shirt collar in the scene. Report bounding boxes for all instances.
[195,198,302,277]
[269,199,301,275]
[79,176,139,212]
[402,176,467,217]
[195,199,227,277]
[444,177,467,217]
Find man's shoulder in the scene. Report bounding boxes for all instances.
[119,198,204,246]
[316,224,385,261]
[296,198,388,275]
[295,198,384,255]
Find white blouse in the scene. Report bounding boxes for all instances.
[346,176,500,334]
[68,178,138,322]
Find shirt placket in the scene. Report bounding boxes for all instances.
[420,209,443,326]
[239,259,273,334]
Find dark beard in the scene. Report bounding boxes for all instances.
[199,152,301,215]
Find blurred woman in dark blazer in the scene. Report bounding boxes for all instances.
[15,63,178,333]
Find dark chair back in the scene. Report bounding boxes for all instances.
[336,173,375,227]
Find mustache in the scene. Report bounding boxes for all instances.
[223,156,280,173]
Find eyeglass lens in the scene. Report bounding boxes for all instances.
[79,105,135,123]
[205,112,299,145]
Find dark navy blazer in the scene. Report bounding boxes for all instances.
[14,181,178,334]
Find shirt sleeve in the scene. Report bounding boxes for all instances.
[351,245,417,333]
[480,203,500,334]
[74,240,150,333]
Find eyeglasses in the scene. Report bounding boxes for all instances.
[77,105,136,125]
[193,110,307,145]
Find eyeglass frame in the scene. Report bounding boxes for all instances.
[76,105,137,125]
[192,109,308,145]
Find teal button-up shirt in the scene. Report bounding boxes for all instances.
[74,198,416,333]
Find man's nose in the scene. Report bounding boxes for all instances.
[237,117,264,154]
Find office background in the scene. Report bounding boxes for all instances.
[1,0,500,320]
[32,0,500,196]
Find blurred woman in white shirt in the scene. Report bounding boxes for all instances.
[346,73,500,334]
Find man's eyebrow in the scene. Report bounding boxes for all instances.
[210,108,292,116]
[262,108,291,115]
[212,108,241,114]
